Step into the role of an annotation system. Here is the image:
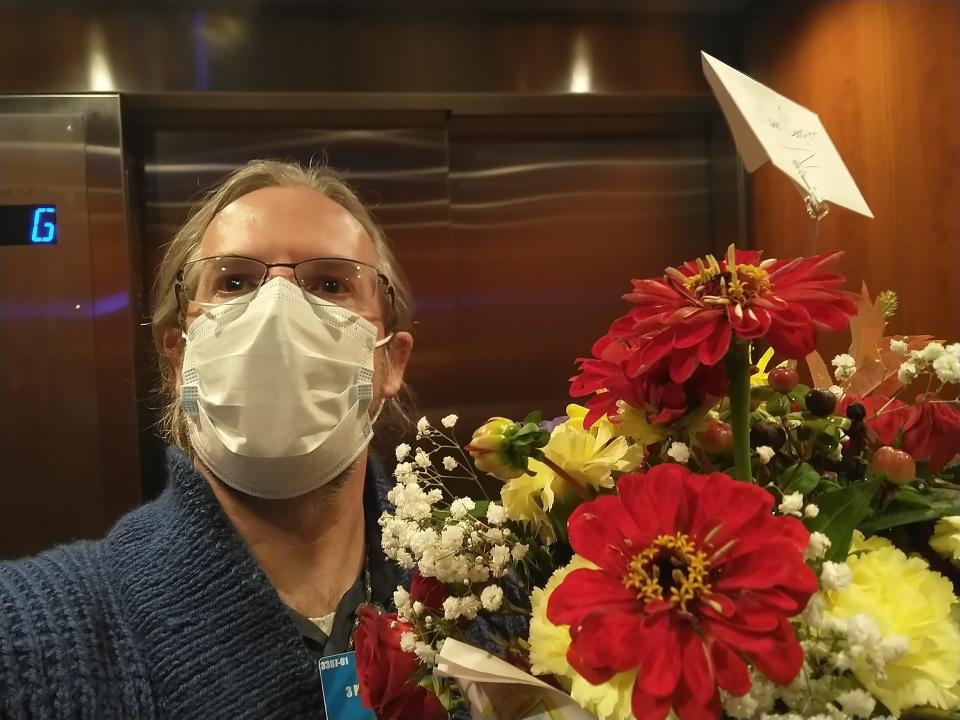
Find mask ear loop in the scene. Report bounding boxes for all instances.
[368,331,396,424]
[369,396,387,425]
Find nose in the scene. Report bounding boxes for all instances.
[264,266,297,283]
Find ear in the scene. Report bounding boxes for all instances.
[162,327,185,387]
[381,331,414,399]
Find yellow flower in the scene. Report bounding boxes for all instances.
[610,401,669,446]
[930,516,960,564]
[826,532,960,714]
[500,459,558,543]
[529,556,637,720]
[546,404,639,490]
[501,405,640,541]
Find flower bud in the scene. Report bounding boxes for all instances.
[466,415,549,482]
[698,420,733,454]
[768,367,799,392]
[869,446,916,486]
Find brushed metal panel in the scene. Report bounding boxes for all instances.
[133,111,740,467]
[134,123,453,491]
[447,118,722,435]
[0,113,103,557]
[0,96,141,559]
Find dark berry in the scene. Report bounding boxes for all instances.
[805,389,837,417]
[750,422,787,450]
[845,402,866,422]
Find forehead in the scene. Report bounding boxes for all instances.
[199,186,377,265]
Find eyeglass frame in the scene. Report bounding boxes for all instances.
[174,254,397,328]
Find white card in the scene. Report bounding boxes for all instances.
[435,639,596,720]
[701,51,873,218]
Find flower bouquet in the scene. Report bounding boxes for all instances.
[353,245,960,720]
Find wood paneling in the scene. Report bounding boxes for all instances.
[745,0,960,348]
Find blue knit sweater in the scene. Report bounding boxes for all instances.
[0,447,399,719]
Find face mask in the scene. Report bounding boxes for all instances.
[180,277,392,499]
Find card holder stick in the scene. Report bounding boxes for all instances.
[792,160,830,253]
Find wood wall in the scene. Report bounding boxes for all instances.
[745,0,960,350]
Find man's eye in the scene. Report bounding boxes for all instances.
[218,275,255,294]
[310,277,347,295]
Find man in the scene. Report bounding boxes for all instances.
[0,160,415,718]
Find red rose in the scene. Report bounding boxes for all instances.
[353,605,445,720]
[841,395,910,446]
[901,394,960,472]
[409,572,449,612]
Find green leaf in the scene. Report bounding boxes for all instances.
[808,479,881,561]
[782,462,822,495]
[523,410,543,426]
[861,487,960,533]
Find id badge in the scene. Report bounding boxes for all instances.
[318,651,377,720]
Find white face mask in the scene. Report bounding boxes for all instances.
[180,277,392,499]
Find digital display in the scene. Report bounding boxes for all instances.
[0,204,58,246]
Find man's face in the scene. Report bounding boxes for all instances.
[166,185,413,409]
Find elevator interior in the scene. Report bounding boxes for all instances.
[0,2,753,558]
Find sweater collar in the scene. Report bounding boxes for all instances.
[108,446,399,717]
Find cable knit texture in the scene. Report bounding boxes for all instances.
[0,446,395,719]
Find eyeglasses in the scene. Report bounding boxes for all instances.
[175,255,395,318]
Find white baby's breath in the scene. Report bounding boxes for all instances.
[756,446,775,465]
[441,414,459,428]
[442,456,457,471]
[480,585,504,612]
[395,443,411,461]
[897,360,918,385]
[820,561,852,591]
[918,342,946,364]
[804,531,832,561]
[778,492,803,517]
[399,631,418,653]
[832,353,857,383]
[449,497,476,520]
[933,351,960,384]
[486,503,507,526]
[889,338,909,355]
[667,441,691,464]
[837,688,876,718]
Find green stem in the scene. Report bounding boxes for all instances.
[726,341,754,483]
[539,456,591,502]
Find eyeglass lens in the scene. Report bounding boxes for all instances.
[181,256,381,312]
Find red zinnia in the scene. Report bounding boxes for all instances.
[547,464,817,720]
[607,245,857,383]
[571,334,730,429]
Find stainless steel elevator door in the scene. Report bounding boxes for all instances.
[448,117,720,432]
[134,113,732,485]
